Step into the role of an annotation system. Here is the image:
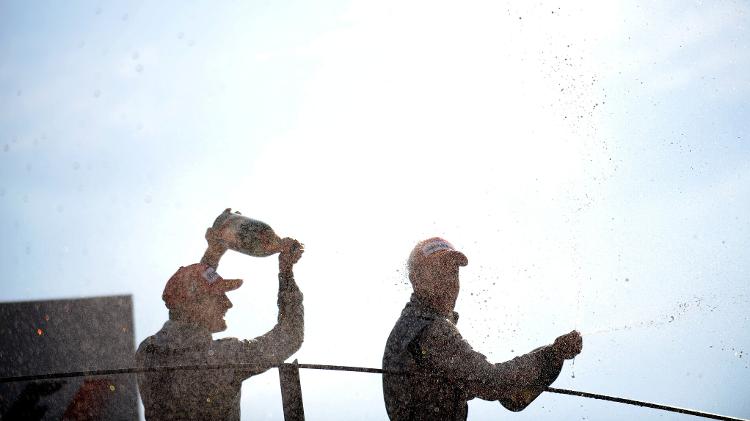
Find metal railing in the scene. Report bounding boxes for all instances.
[0,362,747,421]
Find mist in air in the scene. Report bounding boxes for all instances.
[1,1,748,419]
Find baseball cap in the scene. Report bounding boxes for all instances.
[162,263,243,309]
[407,237,468,280]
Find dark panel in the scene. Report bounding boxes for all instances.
[0,295,137,420]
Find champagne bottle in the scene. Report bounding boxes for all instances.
[201,208,283,268]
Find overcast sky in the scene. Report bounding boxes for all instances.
[1,1,749,419]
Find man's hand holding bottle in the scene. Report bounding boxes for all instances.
[279,238,304,275]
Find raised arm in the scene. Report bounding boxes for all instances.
[200,227,228,269]
[215,238,305,375]
[271,238,306,358]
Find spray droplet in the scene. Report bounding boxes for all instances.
[571,357,576,378]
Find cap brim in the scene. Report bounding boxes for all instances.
[213,278,243,293]
[448,250,468,267]
[430,249,468,267]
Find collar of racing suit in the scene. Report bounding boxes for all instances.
[407,293,460,324]
[157,319,213,349]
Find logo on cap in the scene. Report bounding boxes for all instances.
[202,267,220,284]
[421,239,456,257]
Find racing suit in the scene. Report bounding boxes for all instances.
[135,273,303,421]
[382,294,562,420]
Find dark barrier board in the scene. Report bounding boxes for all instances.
[0,295,137,420]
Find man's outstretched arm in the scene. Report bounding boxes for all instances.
[422,320,581,409]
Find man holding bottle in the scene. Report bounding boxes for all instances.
[135,211,304,421]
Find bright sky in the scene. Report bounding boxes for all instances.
[1,0,749,419]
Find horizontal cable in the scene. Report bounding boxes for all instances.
[545,387,746,421]
[0,362,746,421]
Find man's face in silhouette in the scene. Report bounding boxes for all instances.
[414,252,463,312]
[431,254,462,309]
[195,292,233,333]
